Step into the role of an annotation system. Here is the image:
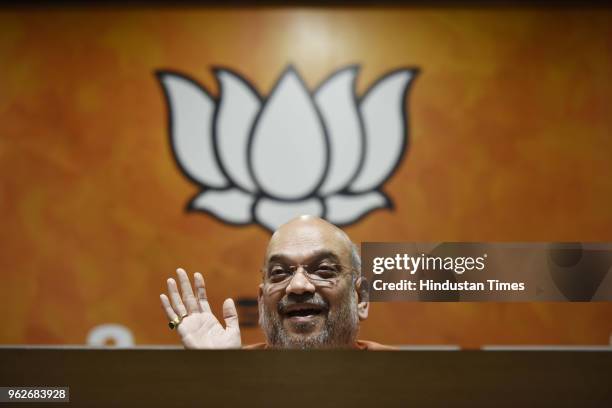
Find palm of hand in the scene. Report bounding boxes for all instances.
[178,312,241,349]
[161,269,242,349]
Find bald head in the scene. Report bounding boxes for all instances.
[264,215,359,276]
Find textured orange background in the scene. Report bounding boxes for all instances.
[0,7,611,347]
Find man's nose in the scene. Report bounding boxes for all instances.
[285,267,316,295]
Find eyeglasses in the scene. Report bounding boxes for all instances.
[264,262,353,291]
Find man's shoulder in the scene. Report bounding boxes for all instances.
[354,340,398,350]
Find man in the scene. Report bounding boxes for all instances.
[160,215,393,349]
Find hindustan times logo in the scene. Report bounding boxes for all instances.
[372,253,488,275]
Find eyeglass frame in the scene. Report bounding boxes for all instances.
[262,261,358,291]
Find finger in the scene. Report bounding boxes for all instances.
[160,294,178,321]
[194,272,212,313]
[167,278,187,317]
[176,268,199,314]
[222,298,239,331]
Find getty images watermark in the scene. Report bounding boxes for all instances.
[362,243,612,302]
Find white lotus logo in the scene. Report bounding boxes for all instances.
[157,65,418,232]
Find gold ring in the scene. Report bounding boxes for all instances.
[168,314,187,330]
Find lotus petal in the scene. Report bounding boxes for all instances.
[349,70,417,192]
[250,67,327,200]
[254,197,324,232]
[325,191,390,226]
[314,66,363,195]
[158,72,228,188]
[215,69,261,192]
[190,188,254,224]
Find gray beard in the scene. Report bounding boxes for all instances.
[260,290,360,349]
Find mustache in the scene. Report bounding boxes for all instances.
[277,293,329,314]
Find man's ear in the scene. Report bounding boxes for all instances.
[356,277,369,321]
[257,283,264,324]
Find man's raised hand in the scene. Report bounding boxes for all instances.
[160,268,241,349]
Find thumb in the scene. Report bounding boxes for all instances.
[222,298,240,331]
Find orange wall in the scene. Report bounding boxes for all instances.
[0,7,610,347]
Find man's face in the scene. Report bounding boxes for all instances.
[258,219,362,349]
